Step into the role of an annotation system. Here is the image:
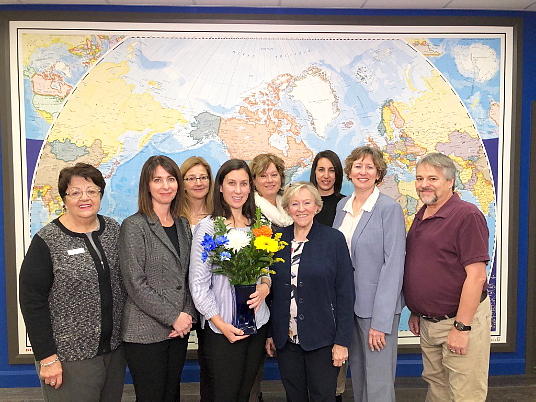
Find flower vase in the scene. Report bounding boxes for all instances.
[232,284,258,335]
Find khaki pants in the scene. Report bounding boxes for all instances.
[420,297,491,402]
[336,360,348,396]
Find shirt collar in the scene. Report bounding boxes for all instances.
[415,192,460,220]
[342,186,380,214]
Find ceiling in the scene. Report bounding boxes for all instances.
[0,0,535,12]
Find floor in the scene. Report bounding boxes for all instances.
[0,375,535,401]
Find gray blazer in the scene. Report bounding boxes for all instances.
[119,212,196,344]
[333,192,406,334]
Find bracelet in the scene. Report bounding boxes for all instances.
[261,280,271,289]
[40,357,59,367]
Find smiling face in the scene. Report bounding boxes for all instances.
[315,157,336,196]
[348,154,380,194]
[415,163,454,208]
[286,187,319,230]
[149,165,178,209]
[220,168,251,213]
[183,164,210,202]
[63,176,101,220]
[253,162,282,202]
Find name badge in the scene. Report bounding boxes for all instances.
[68,248,85,256]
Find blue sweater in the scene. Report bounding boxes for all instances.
[269,221,355,351]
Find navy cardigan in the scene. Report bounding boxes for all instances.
[269,221,355,351]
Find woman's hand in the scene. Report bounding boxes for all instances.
[332,344,348,367]
[247,282,270,313]
[368,328,386,351]
[170,312,193,338]
[39,354,63,389]
[211,315,249,343]
[265,337,276,357]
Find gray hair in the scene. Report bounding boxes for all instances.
[416,153,457,182]
[281,181,323,213]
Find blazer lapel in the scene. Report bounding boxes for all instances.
[146,216,181,263]
[175,218,191,269]
[351,208,374,246]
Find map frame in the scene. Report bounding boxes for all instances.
[3,17,520,364]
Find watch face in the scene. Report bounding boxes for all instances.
[454,321,471,331]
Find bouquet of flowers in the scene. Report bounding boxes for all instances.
[201,208,288,285]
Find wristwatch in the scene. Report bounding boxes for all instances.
[454,320,471,331]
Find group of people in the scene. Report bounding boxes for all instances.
[19,146,491,402]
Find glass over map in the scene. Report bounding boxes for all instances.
[13,24,509,346]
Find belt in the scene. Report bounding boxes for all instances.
[419,291,487,323]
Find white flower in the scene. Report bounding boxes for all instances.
[225,229,250,252]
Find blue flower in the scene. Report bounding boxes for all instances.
[215,235,229,247]
[201,234,217,251]
[220,251,231,261]
[201,250,209,262]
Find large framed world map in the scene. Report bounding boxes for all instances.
[7,19,516,360]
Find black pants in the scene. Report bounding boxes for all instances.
[203,325,267,402]
[277,341,338,402]
[124,336,189,402]
[195,323,212,402]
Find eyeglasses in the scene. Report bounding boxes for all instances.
[184,175,210,182]
[65,187,101,199]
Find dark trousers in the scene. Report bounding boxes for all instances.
[203,325,267,402]
[277,341,338,402]
[196,325,212,402]
[124,336,189,402]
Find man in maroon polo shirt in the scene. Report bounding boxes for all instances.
[403,153,491,402]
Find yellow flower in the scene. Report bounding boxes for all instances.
[254,236,279,253]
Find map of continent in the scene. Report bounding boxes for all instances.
[20,31,502,336]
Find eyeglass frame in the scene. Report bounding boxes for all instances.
[65,186,102,199]
[183,175,210,183]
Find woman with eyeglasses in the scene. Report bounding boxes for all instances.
[119,155,196,401]
[20,163,127,401]
[179,156,214,402]
[180,156,214,227]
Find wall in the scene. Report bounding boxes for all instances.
[0,4,533,387]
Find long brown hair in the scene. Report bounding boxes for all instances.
[213,159,256,224]
[138,155,183,218]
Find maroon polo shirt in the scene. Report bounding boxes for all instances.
[403,193,489,317]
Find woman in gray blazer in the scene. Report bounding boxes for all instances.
[119,155,196,402]
[333,146,406,402]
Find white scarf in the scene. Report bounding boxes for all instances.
[254,192,293,227]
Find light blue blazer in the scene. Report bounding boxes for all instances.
[333,191,406,334]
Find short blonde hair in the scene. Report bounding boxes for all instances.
[281,181,323,213]
[344,146,387,185]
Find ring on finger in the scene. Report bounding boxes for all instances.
[50,382,55,386]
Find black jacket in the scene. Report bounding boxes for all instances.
[269,221,355,351]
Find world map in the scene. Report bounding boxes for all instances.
[18,28,502,339]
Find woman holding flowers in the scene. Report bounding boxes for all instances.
[266,182,355,401]
[189,159,277,402]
